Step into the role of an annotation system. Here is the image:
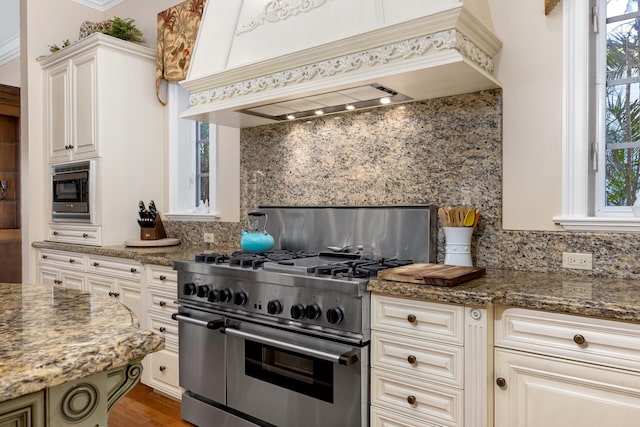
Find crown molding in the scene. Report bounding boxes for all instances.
[0,34,19,66]
[70,0,125,12]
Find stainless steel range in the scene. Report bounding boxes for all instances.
[173,206,436,427]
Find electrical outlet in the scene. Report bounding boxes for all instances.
[562,252,593,270]
[203,232,215,243]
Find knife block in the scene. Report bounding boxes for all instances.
[141,215,167,240]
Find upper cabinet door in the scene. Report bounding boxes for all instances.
[71,51,98,160]
[45,61,70,162]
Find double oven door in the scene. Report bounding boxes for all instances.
[175,306,368,427]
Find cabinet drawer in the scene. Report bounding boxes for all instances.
[372,330,463,388]
[149,349,179,389]
[148,312,178,350]
[87,255,142,280]
[371,368,463,427]
[147,286,178,313]
[147,267,177,287]
[372,295,464,345]
[48,224,101,246]
[495,306,640,372]
[371,405,442,427]
[39,249,85,270]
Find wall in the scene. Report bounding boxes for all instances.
[0,58,20,87]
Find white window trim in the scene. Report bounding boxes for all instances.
[553,0,640,231]
[165,83,219,221]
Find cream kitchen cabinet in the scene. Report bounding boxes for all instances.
[494,306,640,427]
[142,265,182,400]
[39,33,164,246]
[370,294,491,427]
[37,249,85,290]
[85,255,143,326]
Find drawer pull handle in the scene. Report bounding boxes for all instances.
[406,395,417,405]
[496,377,507,387]
[573,334,586,345]
[159,327,166,333]
[407,314,417,323]
[93,262,100,267]
[159,275,166,281]
[159,365,166,372]
[82,233,88,238]
[69,259,75,263]
[130,267,137,273]
[159,301,167,307]
[407,355,417,364]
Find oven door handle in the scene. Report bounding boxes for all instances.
[221,326,360,366]
[171,313,225,330]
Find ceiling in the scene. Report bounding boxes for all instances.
[0,0,124,67]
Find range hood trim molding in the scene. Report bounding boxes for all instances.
[182,6,500,92]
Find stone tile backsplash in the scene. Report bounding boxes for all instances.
[166,89,640,278]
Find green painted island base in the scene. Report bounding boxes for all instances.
[0,361,142,427]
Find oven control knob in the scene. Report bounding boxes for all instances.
[197,285,209,298]
[219,288,233,302]
[208,290,220,302]
[305,304,322,320]
[290,304,305,319]
[326,307,344,324]
[234,291,248,306]
[267,300,283,314]
[183,283,197,296]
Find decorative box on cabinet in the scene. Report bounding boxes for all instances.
[370,294,491,427]
[142,265,182,399]
[494,306,640,427]
[39,33,164,246]
[37,249,85,290]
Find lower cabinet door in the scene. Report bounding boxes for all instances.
[146,349,181,400]
[495,348,640,427]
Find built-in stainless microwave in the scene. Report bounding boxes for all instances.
[52,161,92,222]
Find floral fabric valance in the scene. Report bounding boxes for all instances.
[156,0,206,104]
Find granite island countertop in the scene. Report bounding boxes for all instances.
[0,283,164,402]
[368,268,640,322]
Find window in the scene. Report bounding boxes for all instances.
[165,82,240,222]
[555,0,640,231]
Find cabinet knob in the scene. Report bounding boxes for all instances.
[108,291,113,297]
[113,292,120,298]
[496,377,507,387]
[407,355,417,364]
[42,254,48,259]
[69,259,75,263]
[159,365,166,372]
[93,262,100,267]
[406,395,417,405]
[159,301,166,307]
[130,267,137,273]
[159,327,166,333]
[82,233,88,238]
[53,231,59,236]
[573,334,586,345]
[159,275,166,281]
[407,314,417,323]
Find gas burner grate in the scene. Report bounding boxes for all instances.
[195,253,230,264]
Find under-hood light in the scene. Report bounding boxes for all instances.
[238,83,412,122]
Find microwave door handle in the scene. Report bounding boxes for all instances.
[221,326,360,366]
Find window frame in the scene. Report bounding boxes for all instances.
[554,0,640,231]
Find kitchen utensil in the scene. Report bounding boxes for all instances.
[438,207,449,226]
[138,201,146,218]
[473,209,480,228]
[240,212,275,252]
[377,263,486,286]
[149,200,157,218]
[463,209,475,227]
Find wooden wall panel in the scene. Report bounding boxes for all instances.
[0,241,21,283]
[0,116,18,142]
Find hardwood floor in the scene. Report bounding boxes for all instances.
[109,383,193,427]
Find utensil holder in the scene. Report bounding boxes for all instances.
[141,214,167,240]
[444,227,473,267]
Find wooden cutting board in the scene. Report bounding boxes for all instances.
[378,263,486,286]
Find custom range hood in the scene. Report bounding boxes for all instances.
[180,0,502,128]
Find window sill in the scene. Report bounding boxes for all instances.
[553,216,640,232]
[164,212,220,222]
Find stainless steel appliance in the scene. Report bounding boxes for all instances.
[51,161,93,222]
[173,206,436,427]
